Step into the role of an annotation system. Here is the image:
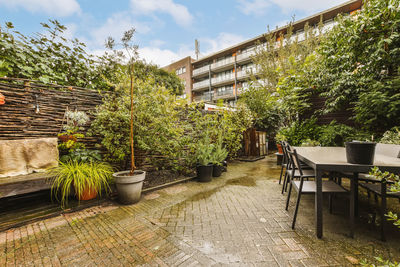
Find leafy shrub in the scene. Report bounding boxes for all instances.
[195,135,214,166]
[380,127,400,145]
[49,161,113,207]
[277,118,320,146]
[318,121,360,146]
[301,139,320,147]
[60,149,102,163]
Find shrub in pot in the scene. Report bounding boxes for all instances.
[196,135,214,182]
[104,29,148,205]
[211,136,229,177]
[274,132,287,153]
[49,160,113,207]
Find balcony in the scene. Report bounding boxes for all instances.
[193,79,210,91]
[193,65,209,77]
[214,89,234,100]
[193,92,213,102]
[211,57,235,72]
[236,50,256,63]
[211,73,235,87]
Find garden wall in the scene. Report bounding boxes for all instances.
[0,78,102,143]
[303,92,355,126]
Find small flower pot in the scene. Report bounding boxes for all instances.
[212,165,223,177]
[113,170,146,204]
[345,141,376,165]
[196,164,213,182]
[277,143,283,154]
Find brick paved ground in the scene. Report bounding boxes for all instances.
[1,155,400,266]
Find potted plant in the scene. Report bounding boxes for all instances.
[345,141,377,165]
[275,132,287,154]
[49,160,113,207]
[106,29,147,204]
[196,135,214,182]
[58,110,89,156]
[211,135,228,177]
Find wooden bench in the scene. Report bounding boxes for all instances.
[0,172,52,199]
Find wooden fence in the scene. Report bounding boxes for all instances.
[0,78,103,145]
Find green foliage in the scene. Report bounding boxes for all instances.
[277,118,321,146]
[60,149,102,163]
[195,135,214,166]
[49,161,113,207]
[301,139,320,147]
[211,135,229,165]
[58,110,89,160]
[315,0,400,131]
[243,21,321,132]
[0,20,106,88]
[90,77,187,170]
[380,127,400,144]
[318,121,365,146]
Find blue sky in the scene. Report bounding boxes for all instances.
[0,0,346,67]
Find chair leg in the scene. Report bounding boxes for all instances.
[329,193,333,214]
[285,173,290,193]
[279,165,284,184]
[282,171,288,194]
[291,182,303,229]
[380,196,387,241]
[285,181,293,211]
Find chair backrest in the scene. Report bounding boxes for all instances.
[286,146,303,176]
[281,141,289,165]
[375,143,400,158]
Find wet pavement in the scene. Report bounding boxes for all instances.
[1,155,400,266]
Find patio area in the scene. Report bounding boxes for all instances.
[2,155,400,266]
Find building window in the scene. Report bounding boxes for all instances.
[175,66,186,75]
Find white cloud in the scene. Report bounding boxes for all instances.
[200,32,246,56]
[236,0,270,16]
[0,0,81,17]
[90,12,150,48]
[130,0,193,27]
[139,45,193,67]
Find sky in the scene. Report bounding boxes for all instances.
[0,0,347,67]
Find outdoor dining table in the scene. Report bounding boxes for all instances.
[293,146,400,239]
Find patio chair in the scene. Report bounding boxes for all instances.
[285,147,348,229]
[281,142,312,194]
[359,180,400,241]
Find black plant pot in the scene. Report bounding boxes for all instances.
[196,164,213,182]
[345,141,376,165]
[212,165,223,177]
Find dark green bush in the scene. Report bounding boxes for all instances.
[277,118,321,146]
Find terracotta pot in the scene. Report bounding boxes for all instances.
[77,187,98,201]
[277,143,283,154]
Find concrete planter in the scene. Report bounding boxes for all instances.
[113,170,146,204]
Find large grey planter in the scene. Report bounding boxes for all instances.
[113,170,146,204]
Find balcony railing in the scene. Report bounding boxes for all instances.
[211,57,235,70]
[211,73,234,86]
[193,79,210,90]
[236,50,256,62]
[193,93,213,102]
[193,65,209,76]
[214,89,234,100]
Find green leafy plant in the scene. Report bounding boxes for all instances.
[276,117,321,146]
[49,161,113,207]
[315,0,400,132]
[380,127,400,145]
[301,139,320,147]
[58,110,89,158]
[195,135,214,166]
[60,149,102,163]
[274,132,287,142]
[211,135,229,166]
[318,121,368,146]
[360,167,400,267]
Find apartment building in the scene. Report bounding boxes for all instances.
[164,0,362,106]
[162,56,194,102]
